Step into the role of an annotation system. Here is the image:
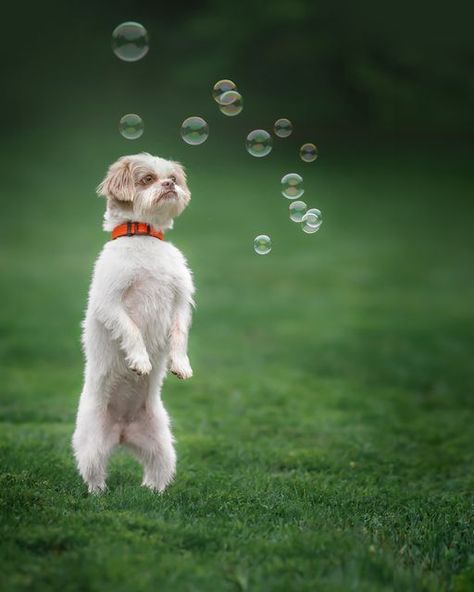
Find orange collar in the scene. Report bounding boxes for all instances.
[111,222,164,241]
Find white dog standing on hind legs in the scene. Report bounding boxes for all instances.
[72,152,195,494]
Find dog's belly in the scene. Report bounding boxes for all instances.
[106,375,148,429]
[105,372,169,445]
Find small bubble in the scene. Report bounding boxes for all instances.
[281,173,304,199]
[246,130,272,158]
[254,234,272,255]
[301,209,323,233]
[119,114,144,139]
[213,79,237,104]
[289,201,307,222]
[218,91,243,116]
[180,116,209,145]
[300,143,318,162]
[112,22,149,62]
[274,118,293,138]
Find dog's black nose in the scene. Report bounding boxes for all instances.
[162,180,174,189]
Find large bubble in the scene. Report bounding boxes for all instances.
[119,114,144,139]
[281,173,304,199]
[180,117,209,145]
[254,235,272,255]
[112,22,149,62]
[218,91,243,116]
[213,80,237,104]
[246,130,272,158]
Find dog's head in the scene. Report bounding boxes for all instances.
[97,153,190,230]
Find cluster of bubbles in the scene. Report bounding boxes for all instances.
[280,172,323,239]
[254,174,323,255]
[180,78,244,145]
[178,79,319,163]
[213,80,244,117]
[177,78,323,254]
[111,27,324,255]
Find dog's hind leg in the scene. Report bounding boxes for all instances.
[73,405,119,493]
[125,397,176,493]
[72,374,120,494]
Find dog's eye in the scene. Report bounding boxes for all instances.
[170,175,177,183]
[141,175,154,185]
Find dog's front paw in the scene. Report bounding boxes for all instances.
[169,356,193,380]
[128,352,152,376]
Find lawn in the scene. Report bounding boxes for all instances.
[0,133,473,591]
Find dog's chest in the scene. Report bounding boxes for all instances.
[121,245,189,347]
[123,275,168,318]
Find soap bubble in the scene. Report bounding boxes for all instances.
[119,114,144,139]
[180,116,209,145]
[274,118,293,138]
[213,79,237,104]
[218,91,243,116]
[289,201,307,222]
[281,173,304,199]
[112,22,149,62]
[301,209,323,233]
[254,234,272,255]
[246,130,272,158]
[300,143,318,162]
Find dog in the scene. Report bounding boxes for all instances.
[72,152,194,494]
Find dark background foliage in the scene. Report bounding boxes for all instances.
[3,0,473,140]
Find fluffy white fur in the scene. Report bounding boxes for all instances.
[72,153,194,494]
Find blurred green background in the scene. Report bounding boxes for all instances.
[1,1,474,591]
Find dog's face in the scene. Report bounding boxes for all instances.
[97,153,190,228]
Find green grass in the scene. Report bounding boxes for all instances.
[1,135,473,591]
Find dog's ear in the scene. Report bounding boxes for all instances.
[97,157,134,201]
